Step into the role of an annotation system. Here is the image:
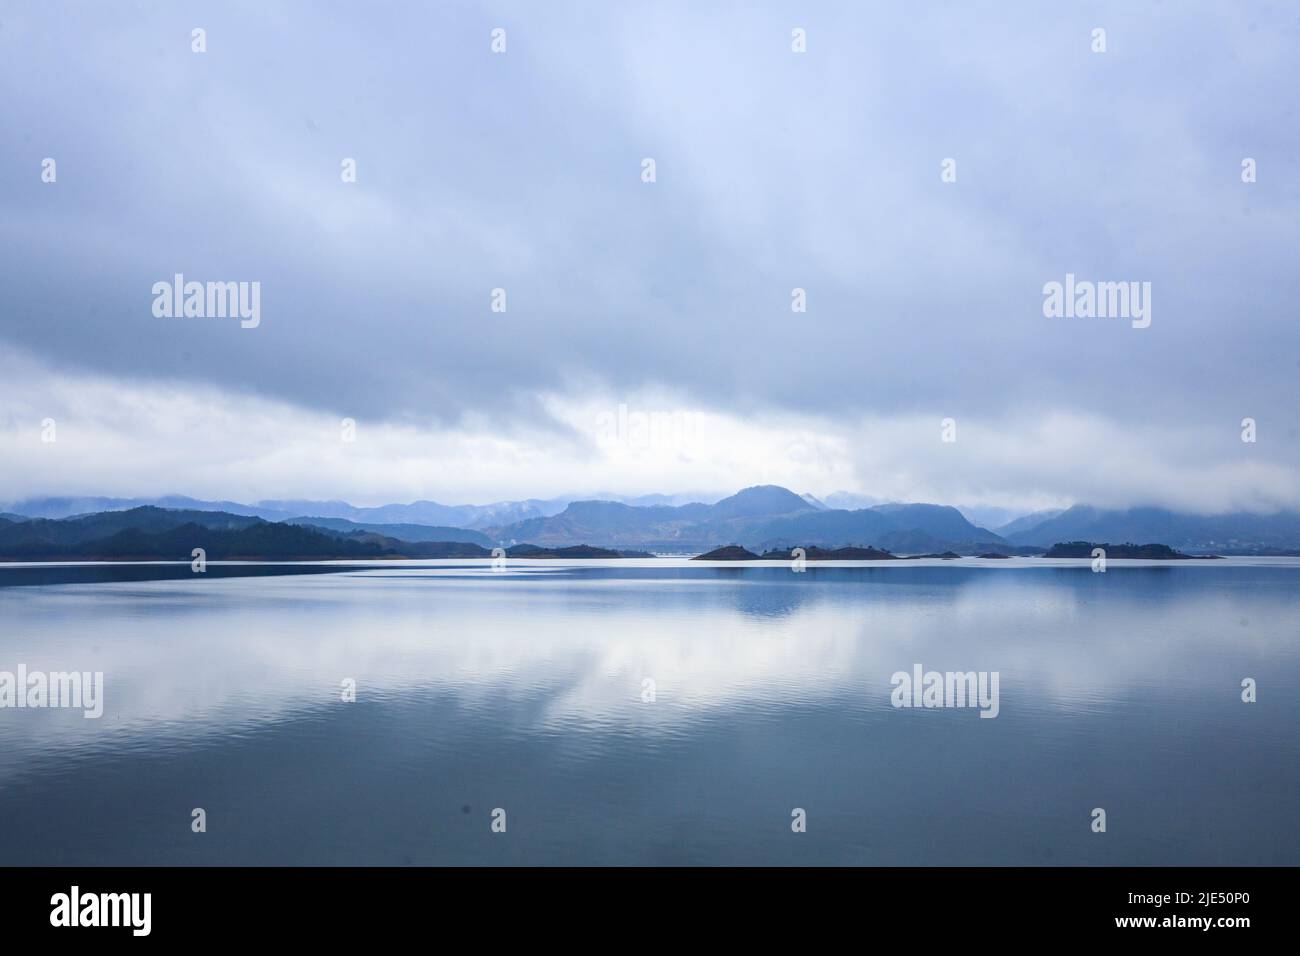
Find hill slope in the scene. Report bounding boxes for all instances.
[285,516,493,547]
[1007,506,1300,551]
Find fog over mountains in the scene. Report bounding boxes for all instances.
[5,486,1300,555]
[1001,506,1300,552]
[0,494,567,528]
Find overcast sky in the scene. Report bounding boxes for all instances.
[2,2,1298,512]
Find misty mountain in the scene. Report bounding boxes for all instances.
[735,507,897,550]
[8,491,1300,557]
[821,491,885,510]
[1,495,287,520]
[1,489,763,533]
[243,497,569,529]
[958,505,1035,531]
[1,493,571,528]
[994,509,1067,536]
[1006,506,1300,551]
[0,507,265,547]
[744,504,1010,554]
[486,486,1007,553]
[590,492,720,508]
[284,517,494,548]
[707,485,814,520]
[490,487,800,550]
[873,503,998,543]
[496,500,707,548]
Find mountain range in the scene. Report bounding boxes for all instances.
[3,487,1300,557]
[491,487,1014,553]
[0,494,569,529]
[1001,505,1300,552]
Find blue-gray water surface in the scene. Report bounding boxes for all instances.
[2,558,1297,865]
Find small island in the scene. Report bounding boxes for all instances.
[691,545,761,560]
[759,546,896,560]
[506,544,652,559]
[1042,541,1216,559]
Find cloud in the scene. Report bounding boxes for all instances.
[1,2,1296,507]
[3,348,1296,512]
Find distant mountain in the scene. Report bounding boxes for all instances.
[0,505,652,561]
[2,495,286,520]
[9,491,1300,558]
[1006,506,1300,551]
[593,492,719,508]
[284,516,494,548]
[958,505,1033,531]
[719,500,1006,553]
[739,507,898,550]
[247,498,355,520]
[486,485,1008,554]
[0,506,500,560]
[822,491,885,510]
[708,485,814,520]
[487,491,753,551]
[995,508,1066,536]
[872,503,999,543]
[0,507,264,547]
[1,494,572,528]
[252,497,569,529]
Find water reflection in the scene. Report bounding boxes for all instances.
[1,562,1297,864]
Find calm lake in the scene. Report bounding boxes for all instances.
[2,558,1298,865]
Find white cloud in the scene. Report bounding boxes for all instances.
[3,350,1296,512]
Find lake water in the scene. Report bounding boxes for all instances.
[2,558,1298,865]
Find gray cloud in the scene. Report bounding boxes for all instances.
[2,2,1297,504]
